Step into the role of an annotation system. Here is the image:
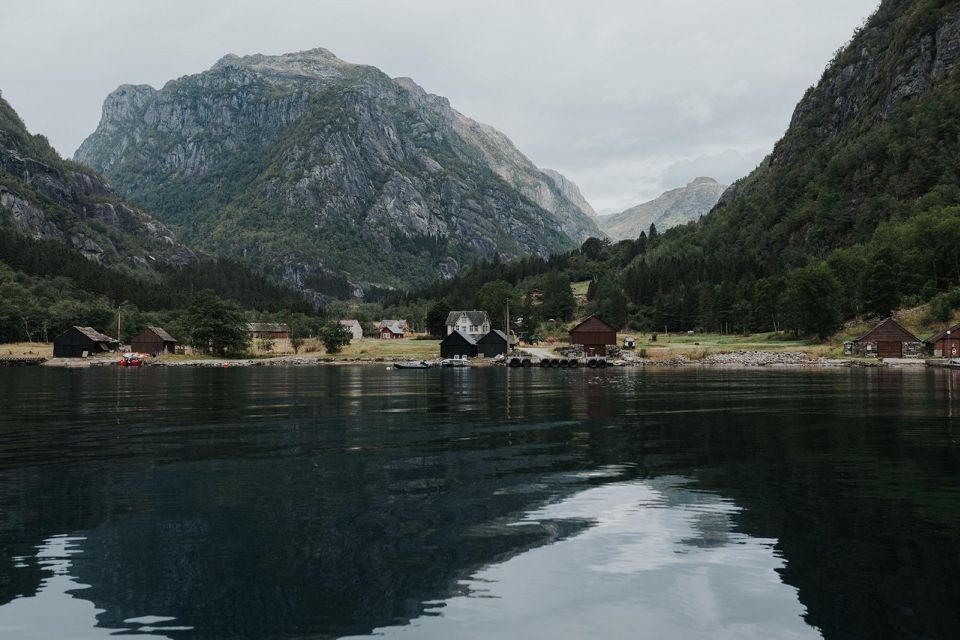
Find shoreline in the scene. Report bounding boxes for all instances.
[26,350,944,370]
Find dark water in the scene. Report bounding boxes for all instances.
[0,366,958,639]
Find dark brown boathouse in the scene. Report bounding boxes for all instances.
[853,318,921,359]
[569,315,618,357]
[925,323,960,358]
[52,326,119,358]
[131,326,178,356]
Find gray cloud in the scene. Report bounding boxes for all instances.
[0,0,879,213]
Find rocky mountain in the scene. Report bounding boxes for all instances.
[76,49,602,294]
[598,177,726,241]
[0,93,195,267]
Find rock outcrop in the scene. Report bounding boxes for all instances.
[76,48,603,294]
[0,95,195,266]
[598,177,726,241]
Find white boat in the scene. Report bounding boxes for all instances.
[440,356,471,368]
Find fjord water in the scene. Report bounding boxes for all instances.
[0,367,958,639]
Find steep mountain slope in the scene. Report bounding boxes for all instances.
[599,177,726,241]
[76,49,602,294]
[0,93,195,267]
[612,0,960,329]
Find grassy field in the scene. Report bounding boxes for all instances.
[0,342,53,357]
[314,337,440,360]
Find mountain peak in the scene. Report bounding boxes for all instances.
[599,178,727,240]
[211,48,353,78]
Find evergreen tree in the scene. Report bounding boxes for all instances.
[425,300,451,337]
[540,272,577,322]
[185,291,250,356]
[780,264,842,340]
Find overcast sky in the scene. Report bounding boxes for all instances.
[2,0,879,213]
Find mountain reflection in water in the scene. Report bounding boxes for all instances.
[0,366,957,639]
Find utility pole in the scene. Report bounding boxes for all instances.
[117,305,122,343]
[505,301,510,353]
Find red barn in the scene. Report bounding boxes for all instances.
[379,321,406,340]
[569,315,618,357]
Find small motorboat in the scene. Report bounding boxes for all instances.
[440,356,471,368]
[394,360,432,370]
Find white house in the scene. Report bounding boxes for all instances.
[339,320,363,341]
[445,311,491,339]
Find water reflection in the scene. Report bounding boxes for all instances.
[0,366,957,639]
[352,476,817,640]
[0,535,189,638]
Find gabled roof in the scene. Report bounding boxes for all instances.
[75,326,118,343]
[381,321,405,335]
[445,310,490,327]
[339,319,362,328]
[247,322,290,333]
[146,326,177,342]
[441,329,477,345]
[924,322,960,344]
[478,329,509,344]
[569,315,617,334]
[855,317,919,343]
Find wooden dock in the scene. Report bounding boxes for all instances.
[0,356,48,367]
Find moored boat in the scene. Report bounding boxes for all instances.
[394,361,432,370]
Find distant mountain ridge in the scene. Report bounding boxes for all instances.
[75,48,602,295]
[599,177,726,241]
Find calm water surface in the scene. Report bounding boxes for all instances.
[0,366,958,639]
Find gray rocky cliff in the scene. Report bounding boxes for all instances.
[0,96,196,266]
[76,49,602,294]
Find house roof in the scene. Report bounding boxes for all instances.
[339,319,361,328]
[145,326,177,342]
[855,318,920,343]
[569,315,617,334]
[247,322,290,333]
[75,326,118,343]
[445,310,490,327]
[442,329,477,345]
[924,322,960,344]
[381,321,405,335]
[478,329,509,344]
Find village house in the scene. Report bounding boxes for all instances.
[379,320,406,340]
[247,323,290,340]
[131,326,177,356]
[440,330,478,358]
[477,330,511,358]
[854,318,922,358]
[445,311,491,339]
[569,315,618,357]
[339,320,363,342]
[52,326,120,358]
[924,323,960,358]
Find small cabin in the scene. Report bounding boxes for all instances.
[925,323,960,358]
[52,326,119,358]
[380,321,406,340]
[854,318,921,359]
[477,330,510,358]
[247,323,290,340]
[131,326,177,356]
[339,320,363,341]
[569,315,618,357]
[441,330,478,359]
